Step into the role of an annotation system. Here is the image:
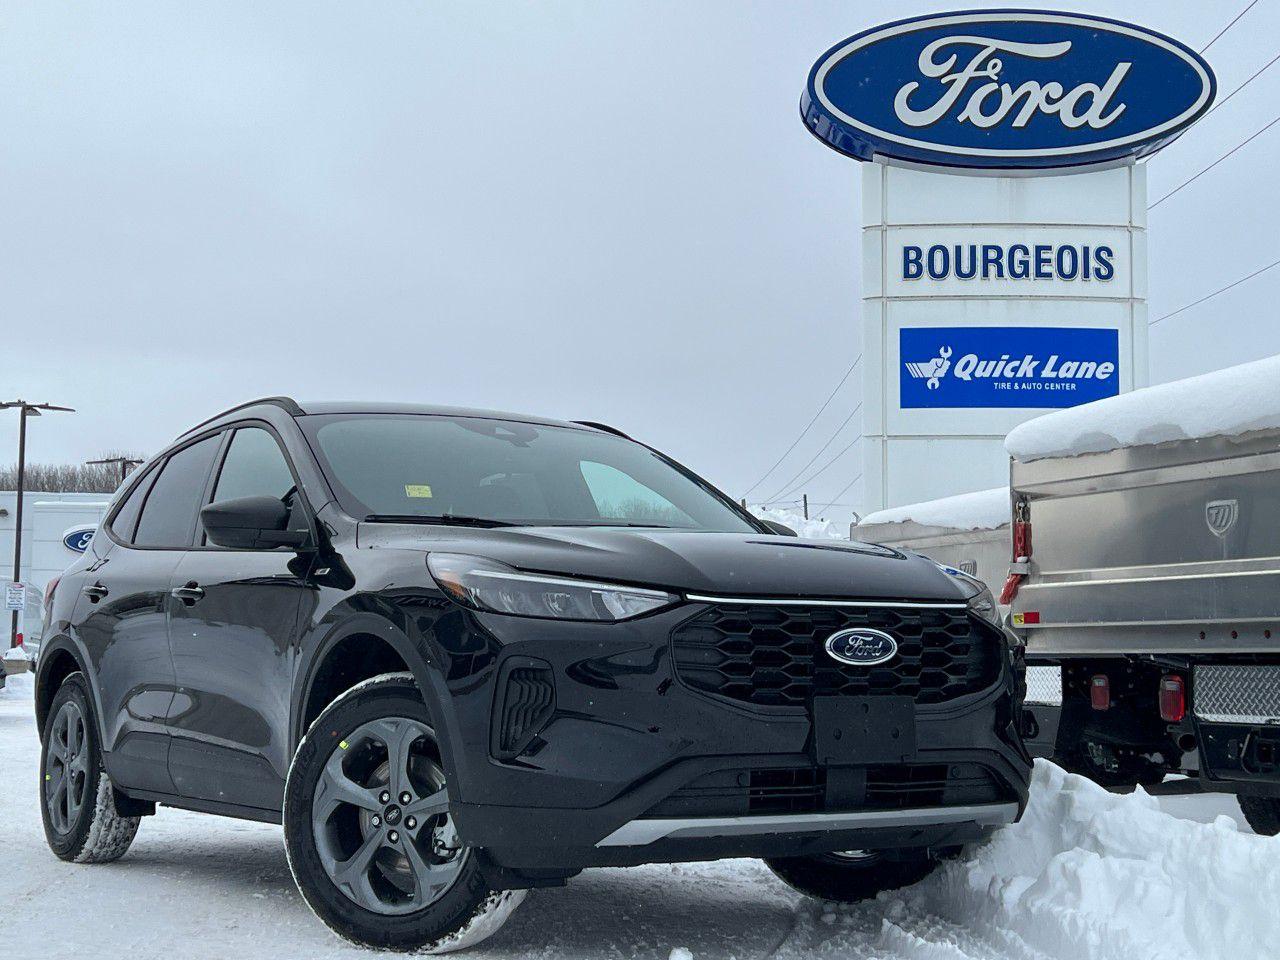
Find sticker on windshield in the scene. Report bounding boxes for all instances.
[404,484,434,498]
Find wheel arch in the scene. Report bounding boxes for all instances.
[33,638,99,744]
[293,613,468,792]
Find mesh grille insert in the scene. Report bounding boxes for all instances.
[671,604,1000,708]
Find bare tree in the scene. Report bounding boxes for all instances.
[0,451,146,493]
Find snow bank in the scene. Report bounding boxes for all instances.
[1007,353,1280,462]
[858,487,1009,531]
[749,506,848,540]
[880,761,1280,960]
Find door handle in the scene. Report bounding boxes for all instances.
[82,583,109,603]
[170,583,205,606]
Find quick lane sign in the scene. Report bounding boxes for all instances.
[900,327,1119,409]
[802,11,1215,170]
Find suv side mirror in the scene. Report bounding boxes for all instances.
[760,519,799,537]
[201,496,310,550]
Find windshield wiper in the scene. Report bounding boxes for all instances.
[363,514,520,528]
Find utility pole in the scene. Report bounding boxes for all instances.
[802,494,809,520]
[86,455,142,488]
[2,401,75,647]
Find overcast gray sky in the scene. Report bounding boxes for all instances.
[3,1,1277,525]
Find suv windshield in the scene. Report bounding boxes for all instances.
[300,414,758,532]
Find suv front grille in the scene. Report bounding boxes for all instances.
[671,603,1000,708]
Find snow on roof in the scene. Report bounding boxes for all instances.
[858,486,1009,531]
[1006,354,1280,463]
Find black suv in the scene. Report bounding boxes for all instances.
[35,398,1030,951]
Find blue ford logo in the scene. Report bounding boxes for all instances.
[802,11,1215,170]
[63,527,96,553]
[825,628,899,666]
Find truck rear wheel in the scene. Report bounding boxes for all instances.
[764,850,942,903]
[1238,796,1280,836]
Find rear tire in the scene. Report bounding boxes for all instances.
[40,672,140,863]
[284,674,525,952]
[1239,796,1280,836]
[764,850,942,903]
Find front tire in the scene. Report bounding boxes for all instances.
[764,850,942,903]
[1239,795,1280,836]
[40,672,140,863]
[283,674,525,952]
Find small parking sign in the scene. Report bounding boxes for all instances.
[5,583,25,611]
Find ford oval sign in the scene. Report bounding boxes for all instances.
[62,526,96,554]
[802,11,1215,170]
[825,628,899,667]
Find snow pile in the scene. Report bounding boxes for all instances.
[1007,353,1280,462]
[749,506,848,540]
[859,487,1009,531]
[876,761,1279,960]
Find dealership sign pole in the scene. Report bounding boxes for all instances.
[801,10,1215,512]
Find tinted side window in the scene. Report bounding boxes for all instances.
[205,427,306,540]
[211,428,295,503]
[108,469,157,543]
[133,436,221,548]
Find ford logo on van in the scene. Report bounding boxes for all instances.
[825,628,899,666]
[802,11,1215,170]
[62,526,96,554]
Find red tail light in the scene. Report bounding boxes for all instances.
[1159,675,1186,722]
[43,576,60,612]
[1090,674,1110,710]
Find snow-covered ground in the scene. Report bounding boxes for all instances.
[1,674,1275,960]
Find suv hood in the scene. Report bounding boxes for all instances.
[357,523,971,603]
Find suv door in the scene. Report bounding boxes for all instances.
[74,434,222,795]
[166,423,313,812]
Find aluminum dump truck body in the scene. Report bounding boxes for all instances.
[1009,426,1280,807]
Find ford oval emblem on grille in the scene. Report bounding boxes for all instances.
[825,628,899,666]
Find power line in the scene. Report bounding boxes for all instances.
[810,472,864,519]
[1148,110,1280,210]
[1206,49,1280,118]
[741,355,861,497]
[1202,0,1260,53]
[1150,256,1280,326]
[763,400,864,503]
[773,432,864,499]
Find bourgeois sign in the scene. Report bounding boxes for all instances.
[802,10,1215,170]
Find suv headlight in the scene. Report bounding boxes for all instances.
[932,560,1001,628]
[427,553,678,621]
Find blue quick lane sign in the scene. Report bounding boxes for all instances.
[900,327,1119,409]
[802,11,1215,170]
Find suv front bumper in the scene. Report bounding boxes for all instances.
[425,603,1031,870]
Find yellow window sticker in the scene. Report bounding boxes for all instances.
[404,484,434,498]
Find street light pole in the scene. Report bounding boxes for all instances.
[86,456,142,488]
[2,400,75,647]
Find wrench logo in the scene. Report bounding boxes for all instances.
[905,346,952,389]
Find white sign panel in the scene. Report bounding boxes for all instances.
[5,583,25,611]
[859,163,1148,511]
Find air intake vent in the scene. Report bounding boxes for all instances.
[490,658,556,760]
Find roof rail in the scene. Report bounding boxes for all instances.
[178,396,304,438]
[573,420,631,439]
